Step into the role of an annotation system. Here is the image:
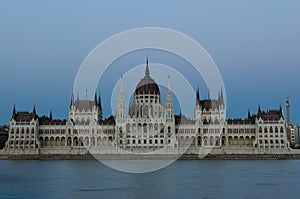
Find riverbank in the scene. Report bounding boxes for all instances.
[1,153,300,160]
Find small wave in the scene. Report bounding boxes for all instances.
[256,182,276,186]
[75,187,135,192]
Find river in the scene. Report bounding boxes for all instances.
[1,160,300,199]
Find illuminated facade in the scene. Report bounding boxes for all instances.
[4,62,291,155]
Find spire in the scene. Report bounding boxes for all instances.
[117,76,126,120]
[168,75,171,90]
[248,109,251,118]
[196,86,200,106]
[94,93,97,106]
[196,86,200,100]
[49,110,52,120]
[279,103,283,117]
[70,91,74,107]
[145,56,150,76]
[207,89,210,100]
[258,104,262,114]
[12,105,16,118]
[77,92,79,102]
[286,97,291,124]
[166,75,174,120]
[98,93,102,111]
[120,75,124,94]
[33,105,36,115]
[85,88,88,101]
[166,75,173,102]
[220,88,224,104]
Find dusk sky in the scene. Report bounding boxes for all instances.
[0,0,299,124]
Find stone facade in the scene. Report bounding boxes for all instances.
[3,63,291,155]
[0,126,8,149]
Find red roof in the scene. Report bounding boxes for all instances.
[135,64,160,95]
[199,99,222,110]
[75,101,94,111]
[13,112,36,122]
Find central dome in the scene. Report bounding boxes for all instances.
[135,60,160,95]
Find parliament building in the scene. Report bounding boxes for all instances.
[3,61,293,155]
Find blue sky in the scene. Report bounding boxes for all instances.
[0,0,299,124]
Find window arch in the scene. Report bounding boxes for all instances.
[168,126,171,133]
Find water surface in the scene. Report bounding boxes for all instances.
[1,160,300,199]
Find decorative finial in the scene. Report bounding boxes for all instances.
[145,56,150,76]
[207,89,210,100]
[168,75,171,89]
[12,104,16,117]
[98,93,102,110]
[196,86,200,100]
[33,105,36,115]
[120,76,124,93]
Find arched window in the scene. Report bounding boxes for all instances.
[280,127,284,133]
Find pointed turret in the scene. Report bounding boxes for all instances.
[116,76,126,121]
[70,91,74,107]
[258,104,262,115]
[196,86,200,106]
[12,105,16,118]
[207,89,210,100]
[220,88,224,105]
[49,110,53,120]
[33,105,36,115]
[94,93,98,106]
[98,93,103,121]
[98,94,102,110]
[166,75,174,121]
[145,56,150,76]
[248,109,251,119]
[279,104,283,117]
[166,75,173,104]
